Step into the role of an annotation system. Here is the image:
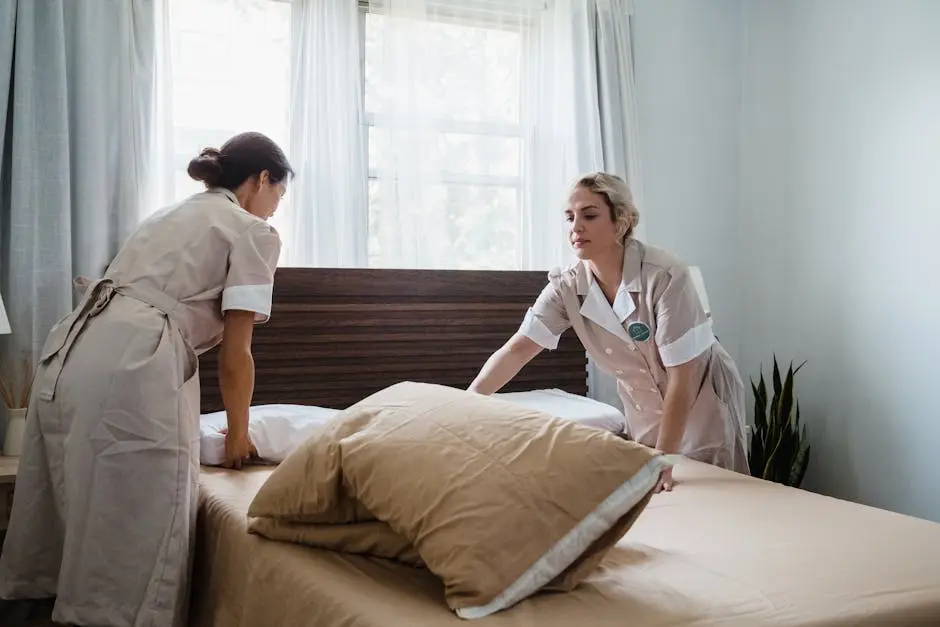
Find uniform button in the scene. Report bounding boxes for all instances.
[655,409,663,415]
[640,368,648,374]
[635,404,642,411]
[616,369,624,375]
[629,345,637,351]
[650,387,658,392]
[605,348,613,355]
[625,385,634,393]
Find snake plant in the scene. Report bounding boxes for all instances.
[748,356,811,488]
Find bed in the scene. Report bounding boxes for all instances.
[188,268,940,627]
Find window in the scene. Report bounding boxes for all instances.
[167,0,529,270]
[361,8,526,270]
[167,0,292,236]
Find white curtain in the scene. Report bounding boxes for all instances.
[522,0,644,407]
[0,0,164,364]
[522,0,644,272]
[595,0,644,221]
[286,0,369,267]
[144,0,177,216]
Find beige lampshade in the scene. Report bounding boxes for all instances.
[0,292,9,335]
[687,266,711,317]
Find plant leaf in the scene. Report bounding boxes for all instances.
[791,442,811,488]
[777,362,796,432]
[762,429,784,480]
[772,356,782,402]
[748,421,765,478]
[752,378,767,433]
[776,423,797,484]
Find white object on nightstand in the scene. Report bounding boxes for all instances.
[1,291,25,457]
[2,408,27,457]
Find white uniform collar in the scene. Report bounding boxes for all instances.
[575,238,644,341]
[574,238,643,296]
[209,187,240,207]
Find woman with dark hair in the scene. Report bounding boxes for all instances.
[0,132,293,627]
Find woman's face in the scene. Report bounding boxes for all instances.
[565,186,620,259]
[244,171,287,221]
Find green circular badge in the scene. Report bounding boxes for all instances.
[627,321,651,342]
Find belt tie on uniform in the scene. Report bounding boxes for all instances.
[36,277,186,402]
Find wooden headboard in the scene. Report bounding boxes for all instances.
[198,268,588,412]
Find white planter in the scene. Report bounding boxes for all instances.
[3,407,27,457]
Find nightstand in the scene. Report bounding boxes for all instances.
[0,456,18,534]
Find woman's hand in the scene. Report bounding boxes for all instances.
[223,430,253,470]
[654,466,676,493]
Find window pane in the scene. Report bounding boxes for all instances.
[364,9,525,271]
[369,127,520,179]
[364,12,521,125]
[368,182,521,270]
[442,184,520,270]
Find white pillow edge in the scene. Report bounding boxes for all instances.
[455,454,681,620]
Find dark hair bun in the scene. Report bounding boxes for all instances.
[187,147,224,187]
[183,133,293,193]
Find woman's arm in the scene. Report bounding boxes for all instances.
[656,360,699,454]
[652,360,699,492]
[468,333,543,395]
[218,309,257,468]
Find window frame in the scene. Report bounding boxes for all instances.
[357,5,525,191]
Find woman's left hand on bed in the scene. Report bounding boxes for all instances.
[655,467,675,493]
[222,430,253,470]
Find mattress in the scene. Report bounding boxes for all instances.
[189,459,940,627]
[198,389,625,466]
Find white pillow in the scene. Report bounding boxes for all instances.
[200,404,339,466]
[495,388,625,434]
[199,390,624,467]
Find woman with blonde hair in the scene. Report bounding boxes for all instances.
[469,172,748,491]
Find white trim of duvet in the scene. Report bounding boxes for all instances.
[456,454,682,620]
[221,283,274,322]
[519,307,561,350]
[658,320,715,368]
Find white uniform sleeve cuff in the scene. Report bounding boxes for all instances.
[222,283,274,323]
[659,321,715,367]
[519,308,561,350]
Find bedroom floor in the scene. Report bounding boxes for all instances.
[0,599,57,626]
[0,528,55,625]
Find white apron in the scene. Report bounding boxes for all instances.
[0,188,280,626]
[0,278,201,627]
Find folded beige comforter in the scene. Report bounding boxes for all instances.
[246,381,673,619]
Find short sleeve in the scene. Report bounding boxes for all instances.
[222,221,282,323]
[654,265,715,367]
[518,280,570,350]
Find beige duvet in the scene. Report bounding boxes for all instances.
[245,382,673,618]
[191,458,940,627]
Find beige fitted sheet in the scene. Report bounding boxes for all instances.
[189,459,940,627]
